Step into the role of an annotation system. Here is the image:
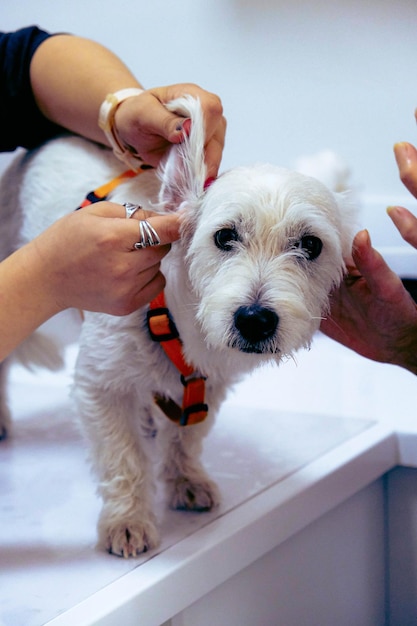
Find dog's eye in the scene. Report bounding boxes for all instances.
[214,228,239,251]
[297,235,323,260]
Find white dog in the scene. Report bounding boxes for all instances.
[0,97,355,557]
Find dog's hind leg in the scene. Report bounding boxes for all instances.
[157,416,221,512]
[73,384,160,557]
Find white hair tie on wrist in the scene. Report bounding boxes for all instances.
[98,88,146,171]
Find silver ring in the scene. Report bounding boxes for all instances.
[134,220,161,249]
[124,202,142,219]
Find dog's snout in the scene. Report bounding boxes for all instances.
[234,304,278,344]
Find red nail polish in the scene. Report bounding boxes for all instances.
[204,177,215,189]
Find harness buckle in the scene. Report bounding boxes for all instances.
[180,376,208,425]
[147,307,179,342]
[180,403,209,426]
[180,373,207,386]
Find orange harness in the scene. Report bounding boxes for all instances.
[147,291,208,426]
[75,166,152,210]
[77,172,208,427]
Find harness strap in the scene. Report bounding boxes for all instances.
[75,165,152,210]
[147,291,208,426]
[75,172,207,427]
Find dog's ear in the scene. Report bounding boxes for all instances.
[158,96,207,212]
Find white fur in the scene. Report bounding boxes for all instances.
[0,96,356,556]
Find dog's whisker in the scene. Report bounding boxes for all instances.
[287,353,298,367]
[320,315,351,340]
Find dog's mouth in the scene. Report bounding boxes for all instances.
[231,340,279,355]
[230,304,279,354]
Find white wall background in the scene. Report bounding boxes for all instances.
[1,0,417,239]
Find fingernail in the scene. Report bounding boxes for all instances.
[352,229,369,264]
[204,176,216,190]
[354,228,371,254]
[393,142,412,170]
[361,228,371,247]
[387,205,406,219]
[176,118,191,134]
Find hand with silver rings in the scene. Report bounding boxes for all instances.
[0,199,180,362]
[123,203,161,249]
[59,201,179,313]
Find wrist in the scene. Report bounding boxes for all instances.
[98,88,145,170]
[23,239,66,318]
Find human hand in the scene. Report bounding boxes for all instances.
[320,113,417,374]
[320,227,417,374]
[33,202,180,316]
[114,83,226,179]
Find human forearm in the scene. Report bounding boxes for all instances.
[30,34,142,146]
[29,34,226,176]
[0,243,62,361]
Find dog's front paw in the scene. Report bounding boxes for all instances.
[99,516,160,558]
[170,476,220,512]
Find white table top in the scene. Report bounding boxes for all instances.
[0,331,415,626]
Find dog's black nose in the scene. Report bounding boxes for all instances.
[234,305,278,344]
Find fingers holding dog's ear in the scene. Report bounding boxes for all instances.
[148,84,226,178]
[115,84,225,175]
[168,85,226,179]
[203,114,227,180]
[149,83,224,135]
[83,201,181,250]
[128,212,181,249]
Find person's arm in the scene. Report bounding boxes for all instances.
[0,204,179,362]
[0,28,226,364]
[30,35,225,178]
[30,34,141,146]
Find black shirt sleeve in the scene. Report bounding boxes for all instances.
[0,26,65,152]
